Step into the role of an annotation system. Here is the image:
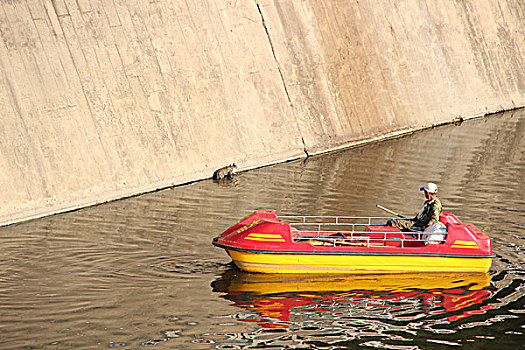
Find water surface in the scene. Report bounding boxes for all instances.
[0,110,523,349]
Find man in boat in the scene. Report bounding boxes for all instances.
[387,182,442,231]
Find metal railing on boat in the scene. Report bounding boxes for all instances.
[278,215,442,248]
[278,214,406,230]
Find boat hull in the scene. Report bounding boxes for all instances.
[225,248,492,274]
[214,209,494,274]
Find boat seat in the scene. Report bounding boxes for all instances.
[440,211,461,226]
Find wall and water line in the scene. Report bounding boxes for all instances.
[0,0,524,226]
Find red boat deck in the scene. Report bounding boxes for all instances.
[213,209,494,273]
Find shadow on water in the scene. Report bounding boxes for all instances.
[210,269,499,347]
[213,269,495,324]
[0,110,523,349]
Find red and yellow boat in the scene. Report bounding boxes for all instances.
[212,209,494,274]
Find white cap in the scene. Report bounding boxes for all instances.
[420,182,438,194]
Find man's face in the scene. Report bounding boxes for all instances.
[424,190,430,200]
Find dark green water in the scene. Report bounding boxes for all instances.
[0,110,523,349]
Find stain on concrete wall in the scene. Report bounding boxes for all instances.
[0,0,523,225]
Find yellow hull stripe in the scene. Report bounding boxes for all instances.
[245,237,286,242]
[247,233,284,238]
[245,233,285,242]
[451,240,479,249]
[454,240,477,246]
[227,250,492,274]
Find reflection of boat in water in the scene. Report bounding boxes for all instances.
[212,270,494,327]
[213,209,494,274]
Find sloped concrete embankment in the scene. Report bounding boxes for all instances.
[0,0,523,225]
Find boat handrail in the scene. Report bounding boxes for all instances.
[279,215,408,219]
[279,215,412,224]
[279,215,412,233]
[290,229,442,248]
[279,215,446,247]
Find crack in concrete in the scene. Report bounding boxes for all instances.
[256,2,292,105]
[255,2,309,155]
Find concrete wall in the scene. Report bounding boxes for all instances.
[1,0,524,225]
[262,0,525,153]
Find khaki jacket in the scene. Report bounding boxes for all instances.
[414,197,442,228]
